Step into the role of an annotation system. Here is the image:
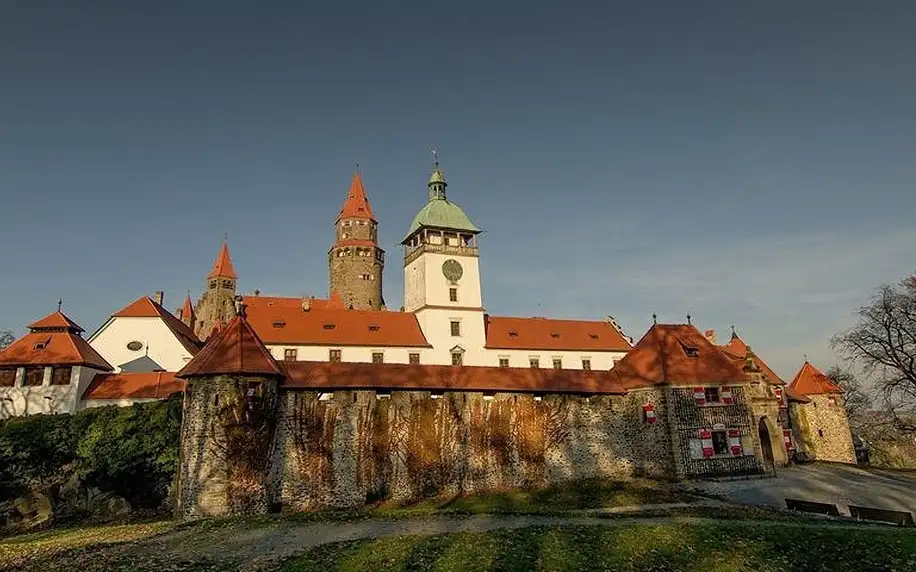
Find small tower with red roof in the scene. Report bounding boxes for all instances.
[328,170,385,310]
[175,300,284,518]
[786,360,856,464]
[194,240,239,338]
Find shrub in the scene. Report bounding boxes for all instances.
[0,396,182,508]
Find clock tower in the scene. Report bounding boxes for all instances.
[402,159,485,365]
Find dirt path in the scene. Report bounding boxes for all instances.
[114,513,888,572]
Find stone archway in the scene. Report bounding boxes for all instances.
[758,417,775,472]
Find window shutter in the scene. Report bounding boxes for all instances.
[721,386,733,405]
[699,429,714,457]
[783,429,794,450]
[693,387,706,406]
[643,403,657,424]
[774,387,783,403]
[728,428,742,456]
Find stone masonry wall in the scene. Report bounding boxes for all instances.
[329,217,384,311]
[176,375,278,519]
[666,386,762,478]
[790,395,856,464]
[273,388,673,511]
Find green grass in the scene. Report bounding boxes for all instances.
[0,521,175,570]
[279,522,916,572]
[366,477,691,517]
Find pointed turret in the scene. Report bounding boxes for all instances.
[328,170,385,311]
[208,240,237,279]
[788,361,843,396]
[179,294,196,329]
[337,171,376,222]
[194,240,239,338]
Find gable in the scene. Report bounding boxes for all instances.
[89,316,197,373]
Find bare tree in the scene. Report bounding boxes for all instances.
[831,274,916,432]
[825,365,872,430]
[0,330,13,350]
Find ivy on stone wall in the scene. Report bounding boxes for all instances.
[209,380,278,514]
[287,393,338,507]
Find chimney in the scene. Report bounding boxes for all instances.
[301,297,311,312]
[704,329,716,344]
[153,291,164,306]
[254,289,260,297]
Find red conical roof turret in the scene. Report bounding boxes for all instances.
[208,240,237,279]
[337,171,375,222]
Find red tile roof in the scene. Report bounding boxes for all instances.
[243,297,431,348]
[484,316,632,352]
[82,371,185,400]
[610,324,748,390]
[208,240,237,279]
[179,294,196,325]
[282,361,626,394]
[719,333,785,386]
[337,171,375,222]
[177,314,284,378]
[112,296,202,355]
[28,311,84,333]
[788,362,843,396]
[0,332,113,371]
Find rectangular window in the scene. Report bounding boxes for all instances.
[499,357,509,368]
[409,353,420,364]
[372,352,384,364]
[552,357,562,370]
[51,366,72,386]
[704,387,720,404]
[712,430,729,455]
[451,352,463,366]
[23,367,44,387]
[529,357,540,368]
[284,349,298,362]
[449,287,458,302]
[581,358,591,371]
[0,369,16,387]
[329,349,342,363]
[450,320,461,336]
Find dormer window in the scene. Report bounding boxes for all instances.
[550,332,560,338]
[368,325,380,332]
[683,345,699,358]
[272,320,286,328]
[323,324,336,330]
[508,330,518,337]
[588,333,599,340]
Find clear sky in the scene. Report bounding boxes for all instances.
[2,1,915,377]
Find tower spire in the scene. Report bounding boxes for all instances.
[208,239,237,279]
[337,170,376,222]
[428,149,447,201]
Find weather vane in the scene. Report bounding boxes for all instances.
[432,148,439,166]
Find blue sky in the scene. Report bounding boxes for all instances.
[1,1,915,377]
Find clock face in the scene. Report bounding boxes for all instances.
[442,259,463,283]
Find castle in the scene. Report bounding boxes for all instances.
[0,160,855,517]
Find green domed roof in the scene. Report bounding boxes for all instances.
[402,163,480,243]
[403,199,480,242]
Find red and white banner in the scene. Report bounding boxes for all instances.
[721,386,734,405]
[774,387,783,403]
[693,387,706,406]
[728,428,742,456]
[783,429,794,450]
[643,403,656,424]
[699,429,714,457]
